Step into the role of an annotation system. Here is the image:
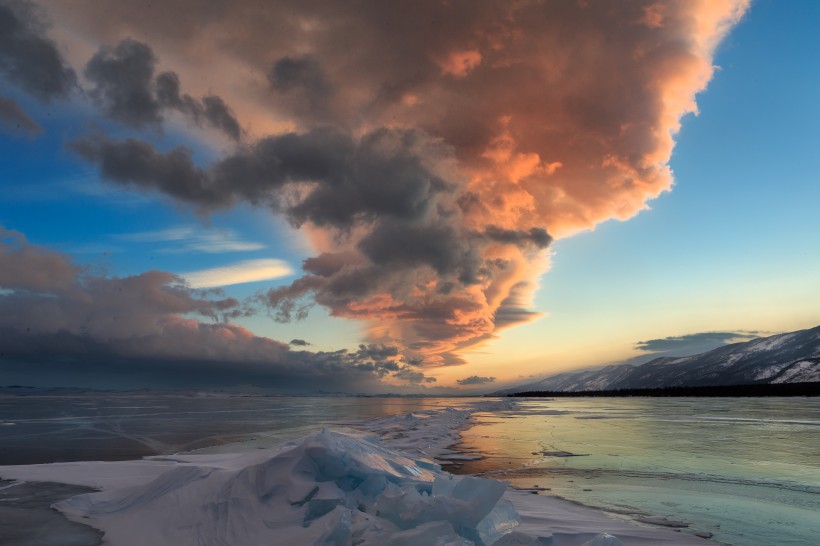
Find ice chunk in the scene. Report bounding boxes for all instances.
[52,430,522,546]
[474,500,520,546]
[314,508,353,546]
[433,474,458,497]
[451,475,507,527]
[305,498,342,525]
[581,534,623,546]
[387,521,472,546]
[492,531,539,546]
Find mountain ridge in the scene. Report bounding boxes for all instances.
[496,325,820,394]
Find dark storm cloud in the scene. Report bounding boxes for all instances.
[201,95,241,142]
[357,221,480,284]
[482,226,552,249]
[71,127,545,362]
[0,0,76,101]
[635,331,762,353]
[268,55,334,119]
[0,330,396,393]
[269,55,332,97]
[394,366,437,384]
[85,38,162,127]
[0,95,41,136]
[456,375,495,386]
[84,38,241,139]
[69,136,223,209]
[0,227,435,392]
[73,126,454,222]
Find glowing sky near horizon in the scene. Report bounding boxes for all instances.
[0,0,818,392]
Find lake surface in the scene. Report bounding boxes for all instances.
[0,393,478,464]
[453,397,820,546]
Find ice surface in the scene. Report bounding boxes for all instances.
[49,429,520,546]
[581,534,623,546]
[0,399,715,546]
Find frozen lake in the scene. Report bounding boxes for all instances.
[453,397,820,546]
[1,393,817,545]
[0,393,478,464]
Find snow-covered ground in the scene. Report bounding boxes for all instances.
[0,400,710,545]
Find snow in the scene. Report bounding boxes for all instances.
[720,353,744,368]
[0,400,711,545]
[753,361,792,380]
[771,360,820,383]
[745,332,796,353]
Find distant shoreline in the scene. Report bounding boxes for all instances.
[508,382,820,397]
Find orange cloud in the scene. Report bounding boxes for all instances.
[43,0,750,370]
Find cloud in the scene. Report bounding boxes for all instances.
[635,331,763,353]
[0,94,41,136]
[268,55,334,120]
[114,225,265,253]
[289,338,309,346]
[0,227,440,392]
[85,38,162,127]
[181,258,293,288]
[84,38,241,140]
[26,0,749,368]
[456,375,496,386]
[71,127,550,365]
[0,0,76,101]
[394,366,437,384]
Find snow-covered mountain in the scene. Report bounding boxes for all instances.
[497,325,820,394]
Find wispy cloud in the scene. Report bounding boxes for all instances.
[181,258,293,288]
[115,226,265,253]
[457,375,496,386]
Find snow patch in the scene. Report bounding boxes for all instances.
[771,361,820,384]
[746,333,796,353]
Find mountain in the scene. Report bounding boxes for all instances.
[497,325,820,394]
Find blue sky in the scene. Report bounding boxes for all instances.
[0,0,817,391]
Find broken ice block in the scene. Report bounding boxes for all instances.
[474,499,520,545]
[451,475,507,527]
[387,521,472,546]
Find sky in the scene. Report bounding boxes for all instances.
[0,0,817,393]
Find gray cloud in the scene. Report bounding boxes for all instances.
[268,55,334,120]
[0,94,41,136]
[394,366,437,384]
[289,338,309,346]
[482,227,552,249]
[85,38,162,127]
[201,95,241,142]
[456,375,495,386]
[84,38,241,139]
[269,55,332,96]
[71,126,550,364]
[635,331,762,354]
[69,136,220,209]
[0,0,76,101]
[0,227,438,392]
